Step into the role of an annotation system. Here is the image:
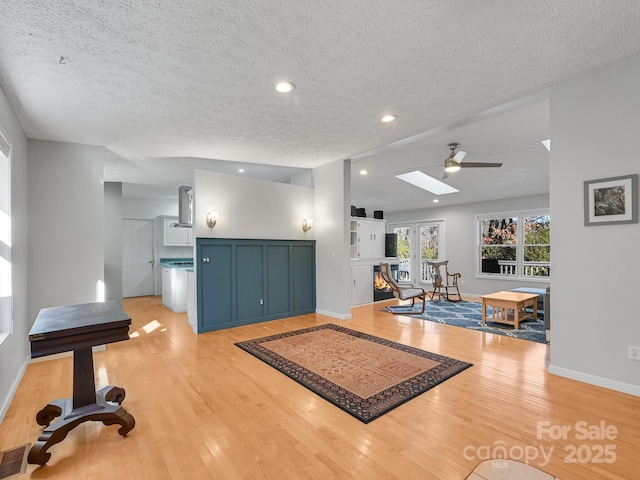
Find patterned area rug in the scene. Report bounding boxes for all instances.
[236,324,472,423]
[384,300,547,344]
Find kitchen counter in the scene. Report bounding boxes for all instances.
[159,258,193,268]
[161,259,192,312]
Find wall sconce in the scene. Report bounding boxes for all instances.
[302,218,313,232]
[206,211,219,228]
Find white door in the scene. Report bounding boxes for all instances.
[123,219,154,297]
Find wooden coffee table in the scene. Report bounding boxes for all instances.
[480,291,538,330]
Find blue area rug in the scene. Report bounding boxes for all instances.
[384,301,547,344]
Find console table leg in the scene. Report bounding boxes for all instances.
[102,407,136,435]
[97,385,126,405]
[28,422,74,466]
[73,348,96,409]
[28,402,136,465]
[35,400,66,427]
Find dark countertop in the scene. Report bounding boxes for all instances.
[160,258,194,269]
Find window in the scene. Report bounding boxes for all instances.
[0,130,11,345]
[392,221,444,284]
[478,211,550,279]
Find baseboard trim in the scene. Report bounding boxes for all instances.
[548,364,640,397]
[0,355,29,424]
[315,309,352,320]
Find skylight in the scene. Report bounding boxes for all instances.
[395,171,459,195]
[541,139,551,151]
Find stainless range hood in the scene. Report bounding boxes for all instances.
[175,185,193,227]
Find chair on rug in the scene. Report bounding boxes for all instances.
[379,262,428,313]
[426,260,462,302]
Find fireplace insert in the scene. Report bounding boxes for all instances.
[373,264,399,301]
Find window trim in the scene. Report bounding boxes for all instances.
[476,209,550,283]
[0,128,12,349]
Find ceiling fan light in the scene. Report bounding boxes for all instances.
[444,162,461,173]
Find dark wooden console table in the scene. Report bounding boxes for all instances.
[27,301,136,465]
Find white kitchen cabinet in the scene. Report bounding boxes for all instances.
[162,267,171,307]
[352,264,373,306]
[356,218,385,259]
[163,217,193,246]
[161,266,188,313]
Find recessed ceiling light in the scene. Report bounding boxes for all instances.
[360,169,368,175]
[541,139,551,151]
[238,168,245,173]
[275,81,295,93]
[381,115,397,123]
[395,171,459,195]
[433,199,439,203]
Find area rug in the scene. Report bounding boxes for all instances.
[235,324,472,423]
[384,301,547,344]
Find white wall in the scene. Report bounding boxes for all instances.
[313,159,352,319]
[548,53,640,394]
[0,85,29,422]
[27,140,105,323]
[123,196,179,220]
[104,182,123,305]
[193,170,315,240]
[385,194,550,295]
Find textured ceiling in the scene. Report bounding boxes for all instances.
[2,1,640,209]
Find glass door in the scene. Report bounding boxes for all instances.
[419,224,440,283]
[392,226,411,282]
[392,221,444,285]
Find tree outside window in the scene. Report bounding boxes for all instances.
[478,213,550,278]
[523,215,550,277]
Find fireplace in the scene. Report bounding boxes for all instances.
[373,264,399,301]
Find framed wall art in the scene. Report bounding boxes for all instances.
[584,174,638,226]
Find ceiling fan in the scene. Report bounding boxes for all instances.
[441,143,502,178]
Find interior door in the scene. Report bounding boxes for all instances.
[122,219,154,297]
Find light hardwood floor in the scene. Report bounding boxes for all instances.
[1,296,638,479]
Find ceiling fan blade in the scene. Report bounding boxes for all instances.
[442,170,450,179]
[459,162,503,168]
[452,151,466,162]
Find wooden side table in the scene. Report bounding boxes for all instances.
[480,291,538,330]
[27,301,136,465]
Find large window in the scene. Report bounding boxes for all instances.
[0,130,11,345]
[478,212,550,279]
[392,221,444,284]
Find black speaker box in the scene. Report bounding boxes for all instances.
[385,233,398,257]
